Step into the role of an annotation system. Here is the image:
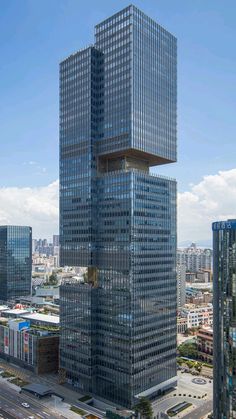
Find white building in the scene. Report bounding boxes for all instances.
[180,304,213,328]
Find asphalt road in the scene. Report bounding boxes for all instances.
[182,399,212,418]
[0,382,61,419]
[0,407,16,419]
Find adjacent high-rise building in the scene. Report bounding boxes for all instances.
[0,226,32,301]
[60,5,177,407]
[213,219,236,418]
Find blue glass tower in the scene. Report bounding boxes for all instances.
[60,5,177,407]
[0,226,32,301]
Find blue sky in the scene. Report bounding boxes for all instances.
[0,0,235,241]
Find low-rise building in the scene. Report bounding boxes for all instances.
[196,326,213,364]
[21,313,60,328]
[32,285,60,306]
[185,288,213,305]
[0,306,9,315]
[185,272,196,283]
[1,308,32,319]
[0,317,59,374]
[196,269,212,283]
[177,317,188,334]
[180,304,213,329]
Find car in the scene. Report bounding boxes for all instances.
[21,402,30,408]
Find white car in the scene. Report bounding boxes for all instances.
[21,402,30,408]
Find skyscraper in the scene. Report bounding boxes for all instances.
[213,220,236,418]
[0,226,32,301]
[60,5,177,407]
[53,235,60,247]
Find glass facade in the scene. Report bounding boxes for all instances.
[213,220,236,419]
[0,226,32,301]
[60,281,96,391]
[60,5,177,408]
[95,5,177,164]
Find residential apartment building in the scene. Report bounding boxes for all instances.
[177,246,212,273]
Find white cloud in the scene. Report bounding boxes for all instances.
[178,168,236,243]
[0,180,59,239]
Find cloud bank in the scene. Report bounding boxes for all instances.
[0,180,59,239]
[0,168,236,242]
[178,168,236,243]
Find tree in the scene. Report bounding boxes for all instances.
[47,273,58,285]
[178,342,198,359]
[135,397,153,419]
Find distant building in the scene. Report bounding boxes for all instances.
[33,238,54,257]
[196,326,213,364]
[53,235,59,247]
[177,264,186,308]
[42,239,48,247]
[180,304,213,329]
[0,226,32,301]
[213,219,236,418]
[32,285,60,306]
[185,288,212,305]
[195,269,212,283]
[32,239,37,253]
[1,308,31,319]
[21,312,59,328]
[177,245,212,273]
[177,317,188,334]
[185,272,196,283]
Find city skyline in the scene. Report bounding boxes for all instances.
[0,0,236,242]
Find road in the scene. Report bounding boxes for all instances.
[182,399,212,418]
[0,407,16,419]
[0,382,61,419]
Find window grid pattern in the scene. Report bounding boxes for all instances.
[60,47,103,267]
[60,5,177,408]
[0,226,32,301]
[213,223,236,418]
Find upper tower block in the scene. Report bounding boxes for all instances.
[95,5,177,166]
